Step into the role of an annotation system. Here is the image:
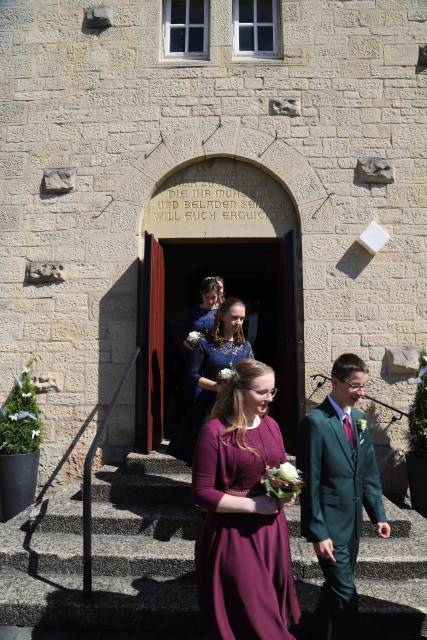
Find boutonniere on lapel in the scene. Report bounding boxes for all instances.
[356,419,367,443]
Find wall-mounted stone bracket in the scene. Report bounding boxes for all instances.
[386,347,420,374]
[84,6,114,28]
[355,158,394,184]
[418,45,427,66]
[25,262,65,284]
[43,168,76,193]
[269,97,301,117]
[32,374,63,393]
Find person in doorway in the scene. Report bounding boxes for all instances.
[169,298,254,465]
[193,358,301,640]
[296,353,390,640]
[183,276,222,348]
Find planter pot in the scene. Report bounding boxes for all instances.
[406,453,427,518]
[0,450,39,522]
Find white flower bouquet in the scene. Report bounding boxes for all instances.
[261,462,304,500]
[356,418,367,432]
[216,368,235,383]
[186,331,203,347]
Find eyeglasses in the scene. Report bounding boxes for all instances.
[244,387,278,399]
[338,378,367,391]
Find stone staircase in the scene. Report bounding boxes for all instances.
[0,445,426,639]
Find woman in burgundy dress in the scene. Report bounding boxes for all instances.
[192,359,301,640]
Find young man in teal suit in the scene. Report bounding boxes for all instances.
[297,353,391,640]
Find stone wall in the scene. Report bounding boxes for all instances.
[0,0,426,495]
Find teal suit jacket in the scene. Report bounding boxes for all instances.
[296,398,386,546]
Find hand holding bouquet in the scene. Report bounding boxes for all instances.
[216,368,235,383]
[185,331,203,348]
[261,462,304,500]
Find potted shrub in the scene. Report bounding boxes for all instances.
[0,361,43,522]
[406,350,427,518]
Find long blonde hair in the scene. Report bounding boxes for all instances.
[210,359,275,453]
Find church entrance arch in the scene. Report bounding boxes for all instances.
[136,158,303,454]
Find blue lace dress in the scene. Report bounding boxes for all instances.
[169,336,254,464]
[186,306,218,336]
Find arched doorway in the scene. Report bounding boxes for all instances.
[136,157,303,454]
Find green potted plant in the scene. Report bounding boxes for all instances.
[0,360,43,522]
[406,349,427,518]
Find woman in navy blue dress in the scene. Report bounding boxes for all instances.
[170,298,254,464]
[183,277,222,348]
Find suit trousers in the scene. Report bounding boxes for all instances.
[316,533,360,640]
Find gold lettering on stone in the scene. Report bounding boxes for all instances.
[144,158,297,239]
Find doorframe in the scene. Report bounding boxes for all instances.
[135,234,303,453]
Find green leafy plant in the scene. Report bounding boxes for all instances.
[0,361,43,455]
[408,350,427,456]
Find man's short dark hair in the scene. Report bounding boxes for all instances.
[331,353,369,380]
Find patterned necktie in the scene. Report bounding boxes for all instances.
[343,414,355,448]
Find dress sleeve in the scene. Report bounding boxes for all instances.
[246,341,254,359]
[189,338,206,385]
[192,421,225,511]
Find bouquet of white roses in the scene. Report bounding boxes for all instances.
[186,331,203,347]
[216,368,235,383]
[261,462,304,500]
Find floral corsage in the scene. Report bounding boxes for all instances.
[356,418,367,432]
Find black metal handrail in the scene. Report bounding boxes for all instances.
[310,374,409,421]
[83,347,141,596]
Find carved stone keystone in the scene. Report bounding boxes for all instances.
[269,97,301,117]
[418,45,427,66]
[385,347,420,374]
[25,262,65,284]
[356,158,394,184]
[84,5,114,28]
[43,168,76,193]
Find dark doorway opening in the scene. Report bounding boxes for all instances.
[162,239,297,450]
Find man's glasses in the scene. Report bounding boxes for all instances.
[245,387,278,399]
[338,378,367,391]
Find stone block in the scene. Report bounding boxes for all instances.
[409,0,427,20]
[356,158,394,185]
[385,347,420,374]
[84,6,114,29]
[384,44,418,66]
[349,37,382,59]
[269,97,301,117]
[304,322,331,362]
[43,169,76,194]
[25,262,65,284]
[0,313,24,342]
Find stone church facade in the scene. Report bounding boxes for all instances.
[0,0,426,496]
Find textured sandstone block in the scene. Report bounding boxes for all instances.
[43,168,76,193]
[305,322,331,362]
[0,313,24,342]
[25,262,65,284]
[356,158,394,184]
[385,347,420,374]
[269,97,301,117]
[84,6,114,29]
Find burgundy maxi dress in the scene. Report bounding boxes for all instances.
[192,415,301,640]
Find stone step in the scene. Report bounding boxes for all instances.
[31,491,412,539]
[0,569,424,636]
[90,467,194,506]
[126,451,190,475]
[1,530,425,580]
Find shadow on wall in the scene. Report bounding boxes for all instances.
[97,260,138,466]
[365,402,408,503]
[335,241,374,279]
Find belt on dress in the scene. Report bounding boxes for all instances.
[224,487,263,497]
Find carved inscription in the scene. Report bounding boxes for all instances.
[145,159,296,238]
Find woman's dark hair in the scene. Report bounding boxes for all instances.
[331,353,369,380]
[212,297,246,346]
[199,277,220,298]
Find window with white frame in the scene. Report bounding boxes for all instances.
[233,0,280,57]
[164,0,209,58]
